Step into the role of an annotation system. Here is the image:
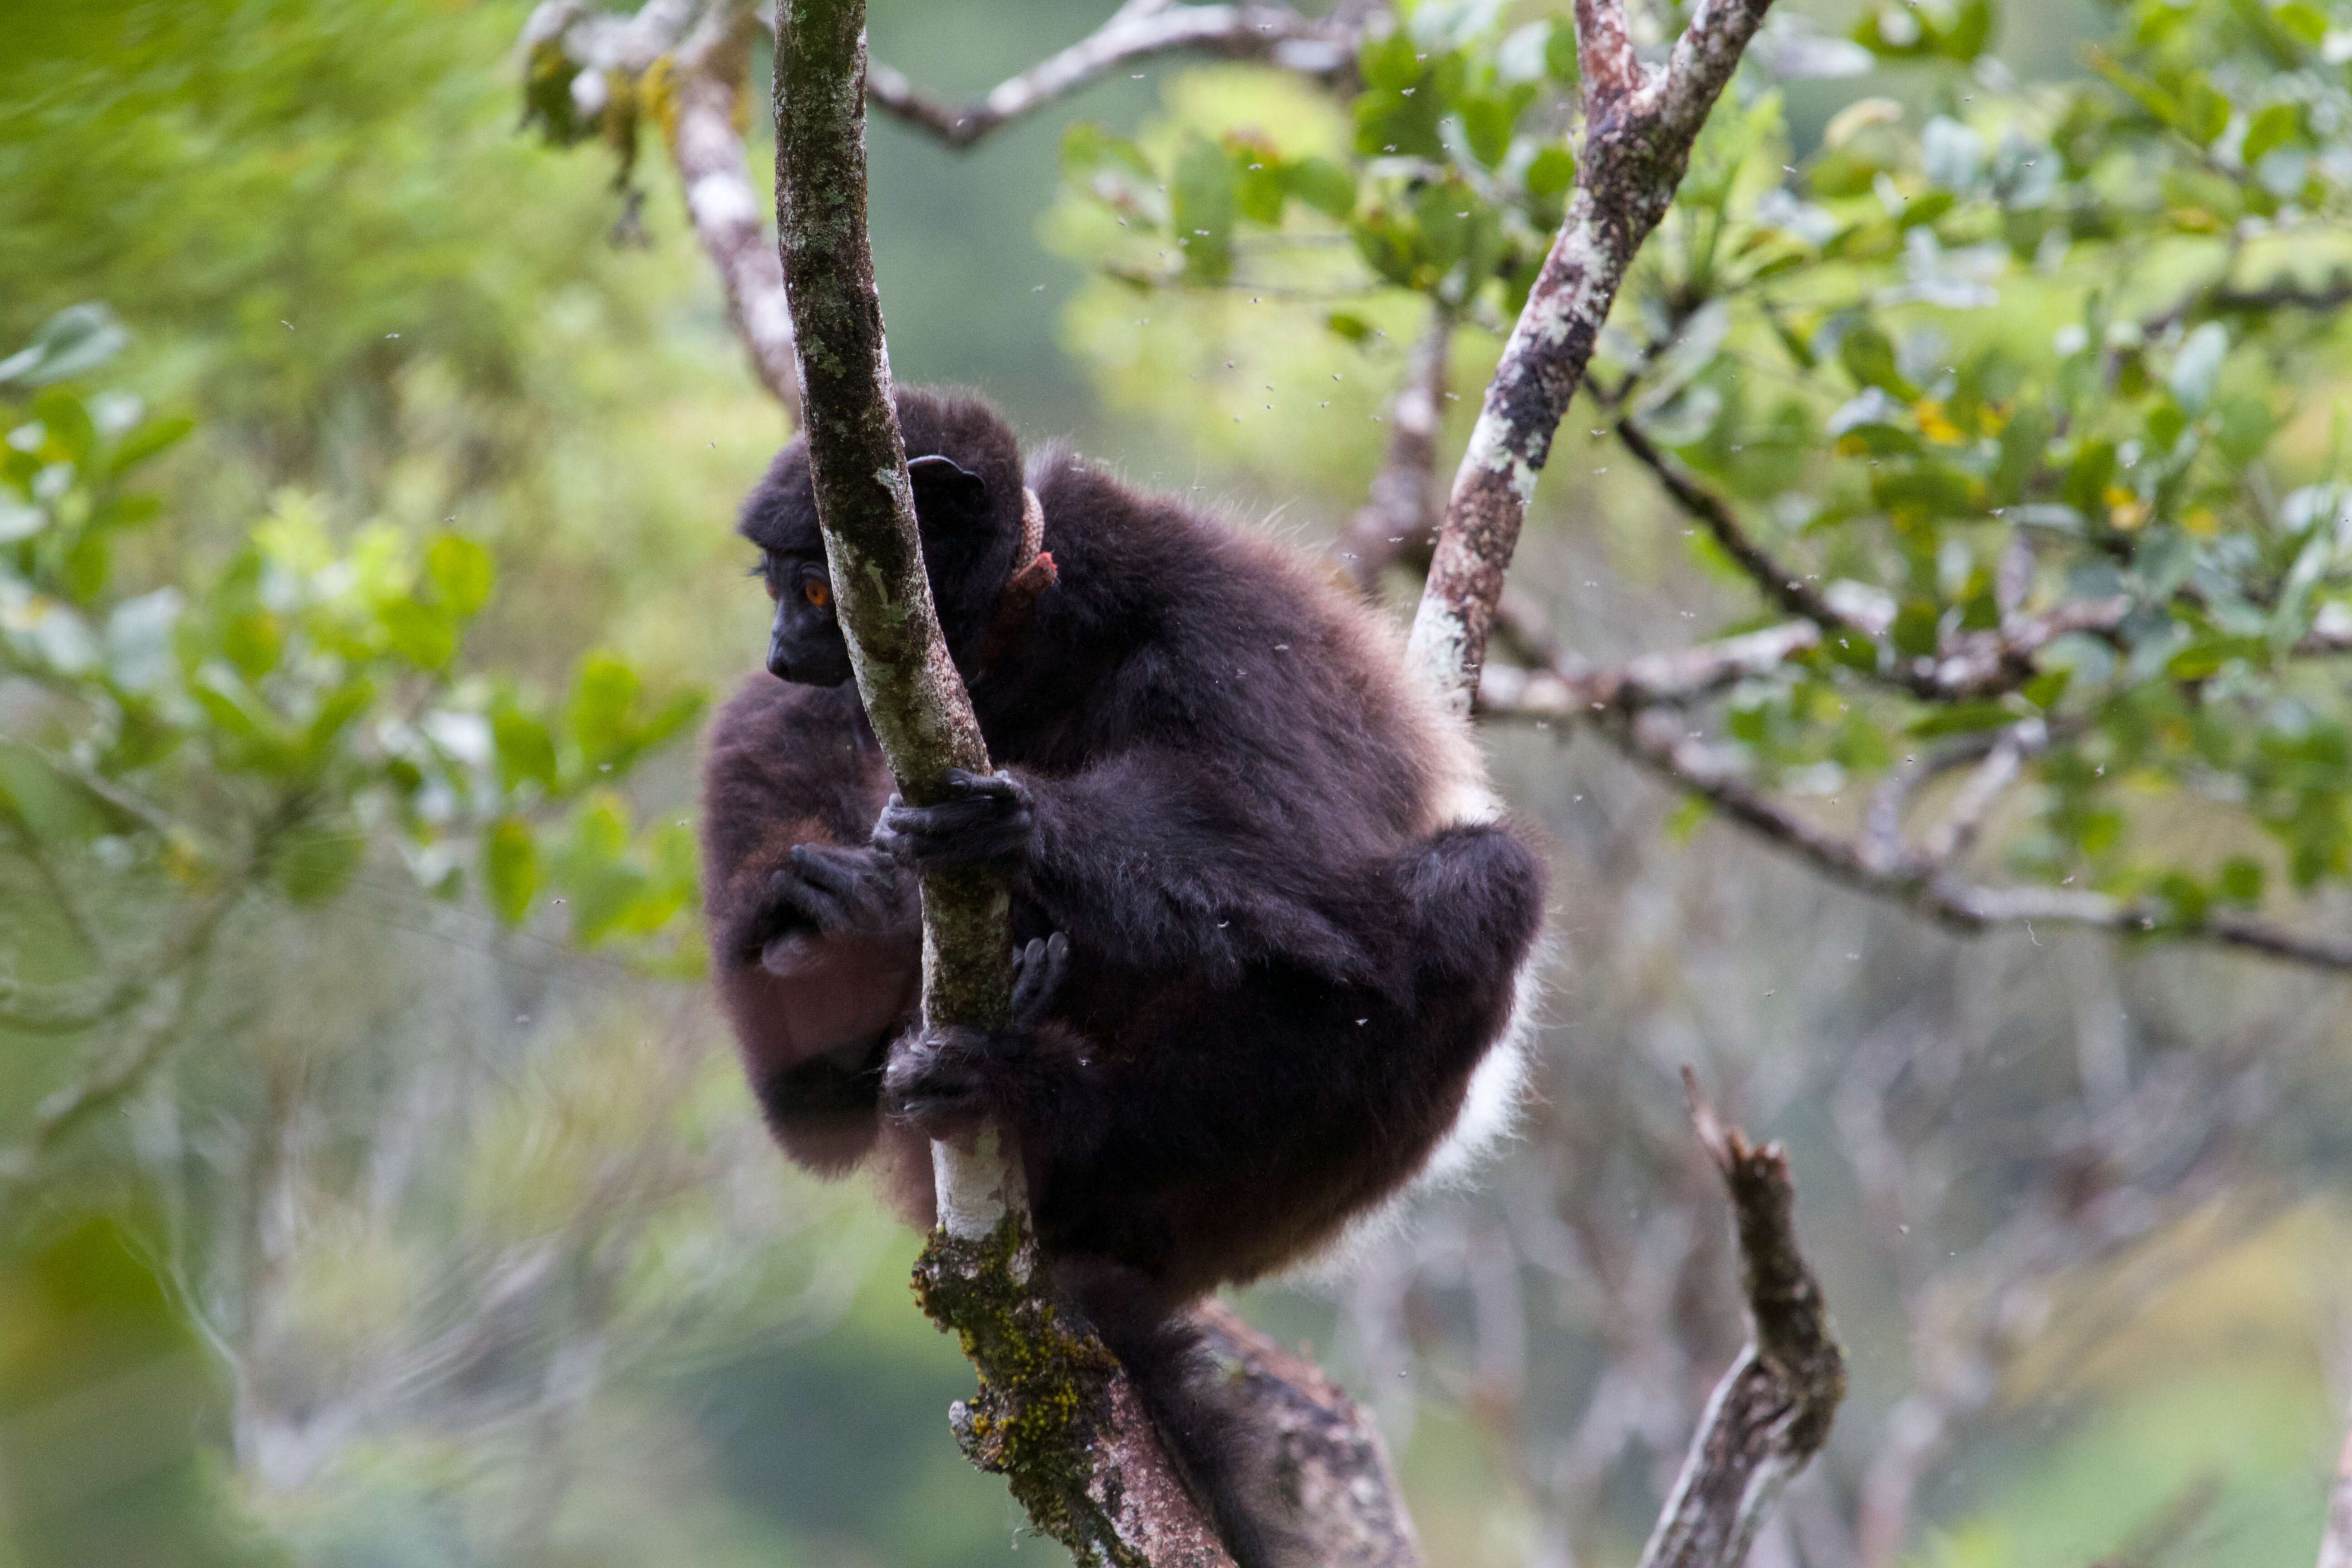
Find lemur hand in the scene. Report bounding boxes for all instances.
[871,768,1033,870]
[751,843,911,973]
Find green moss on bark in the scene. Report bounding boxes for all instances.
[912,1219,1144,1566]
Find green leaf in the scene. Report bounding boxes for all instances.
[1233,145,1287,226]
[60,528,111,603]
[566,651,643,769]
[1838,322,1917,399]
[426,532,495,618]
[2218,855,2265,903]
[0,303,129,392]
[1359,29,1423,91]
[1171,136,1236,283]
[2211,394,2275,465]
[221,610,284,681]
[108,416,193,478]
[1524,143,1575,200]
[30,389,96,468]
[1325,310,1375,345]
[635,690,705,755]
[1544,20,1579,81]
[492,701,559,792]
[1892,600,1942,657]
[1284,156,1358,219]
[2241,102,2301,165]
[90,493,164,532]
[1458,95,1516,166]
[2022,669,2072,709]
[302,678,375,764]
[1939,0,1994,59]
[2061,441,2117,513]
[2274,2,2328,43]
[380,599,458,669]
[1910,701,2017,736]
[2156,872,2210,925]
[483,817,541,925]
[1060,122,1154,182]
[0,739,122,843]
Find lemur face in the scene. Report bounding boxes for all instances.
[739,448,995,689]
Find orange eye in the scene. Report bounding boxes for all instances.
[802,578,832,608]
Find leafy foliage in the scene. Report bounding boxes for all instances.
[0,309,703,971]
[1055,0,2352,936]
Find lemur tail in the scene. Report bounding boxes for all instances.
[1058,1261,1288,1568]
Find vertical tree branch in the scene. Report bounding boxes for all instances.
[770,7,1243,1562]
[772,0,1006,1037]
[1406,0,1782,708]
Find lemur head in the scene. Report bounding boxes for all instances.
[740,388,1027,687]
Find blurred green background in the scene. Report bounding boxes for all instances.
[4,2,2349,1566]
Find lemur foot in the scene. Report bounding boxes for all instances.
[883,931,1071,1137]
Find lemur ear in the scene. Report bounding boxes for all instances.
[906,454,989,519]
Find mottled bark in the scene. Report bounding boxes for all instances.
[671,5,800,414]
[1636,1074,1846,1568]
[1406,0,1784,710]
[1194,1303,1425,1568]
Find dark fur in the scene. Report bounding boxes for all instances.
[701,390,1546,1564]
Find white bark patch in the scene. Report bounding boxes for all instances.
[935,1126,1029,1243]
[1405,597,1476,716]
[1459,410,1542,505]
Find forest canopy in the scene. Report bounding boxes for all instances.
[4,0,2351,1564]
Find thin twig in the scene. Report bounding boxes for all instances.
[1613,416,1861,634]
[1476,620,1822,719]
[0,895,238,1197]
[1594,706,2352,970]
[865,1,1355,149]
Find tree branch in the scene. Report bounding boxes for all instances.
[1475,620,1822,719]
[864,1,1357,150]
[1612,416,1862,635]
[1193,1302,1426,1567]
[671,3,801,414]
[0,896,236,1198]
[1581,704,2352,970]
[1615,407,2352,697]
[1636,1072,1845,1568]
[769,9,1397,1564]
[1406,0,1783,709]
[1340,306,1455,590]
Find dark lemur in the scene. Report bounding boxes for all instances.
[701,389,1545,1565]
